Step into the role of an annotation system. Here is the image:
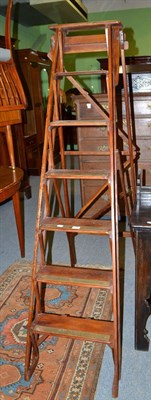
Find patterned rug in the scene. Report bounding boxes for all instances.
[0,260,111,400]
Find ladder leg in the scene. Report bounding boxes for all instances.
[118,151,136,251]
[112,347,120,398]
[24,284,39,380]
[12,191,24,257]
[120,47,136,203]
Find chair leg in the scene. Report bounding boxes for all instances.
[12,191,25,257]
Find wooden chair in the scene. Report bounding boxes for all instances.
[0,0,27,257]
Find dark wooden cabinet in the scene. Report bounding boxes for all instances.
[98,56,151,187]
[131,93,151,186]
[15,48,51,174]
[74,95,110,217]
[74,57,151,217]
[74,94,124,217]
[74,90,151,217]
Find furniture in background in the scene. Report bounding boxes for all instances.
[74,57,151,218]
[15,49,54,174]
[0,45,53,180]
[75,88,151,217]
[0,124,31,198]
[0,0,27,257]
[75,94,129,218]
[62,88,79,150]
[98,56,151,187]
[0,35,31,198]
[131,174,151,351]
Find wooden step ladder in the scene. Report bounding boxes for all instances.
[25,21,137,398]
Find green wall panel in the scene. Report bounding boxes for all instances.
[88,8,151,57]
[0,7,150,92]
[1,8,150,55]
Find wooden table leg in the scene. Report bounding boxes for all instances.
[135,231,151,351]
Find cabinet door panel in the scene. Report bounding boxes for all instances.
[77,102,108,120]
[30,65,45,145]
[79,137,109,153]
[78,126,108,139]
[134,119,151,136]
[137,137,151,162]
[79,160,110,171]
[15,49,51,174]
[122,96,151,116]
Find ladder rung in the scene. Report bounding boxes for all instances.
[49,120,108,128]
[40,217,112,236]
[31,313,114,345]
[36,265,113,289]
[64,150,131,157]
[54,70,108,78]
[64,150,110,156]
[45,169,109,180]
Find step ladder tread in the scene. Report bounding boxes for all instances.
[49,20,123,31]
[54,70,108,77]
[45,169,110,180]
[36,265,113,288]
[49,120,108,127]
[40,217,112,235]
[31,313,114,344]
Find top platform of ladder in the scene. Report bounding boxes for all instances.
[48,20,123,31]
[48,20,128,55]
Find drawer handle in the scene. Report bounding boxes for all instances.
[102,103,109,111]
[147,122,151,128]
[147,103,151,108]
[148,146,151,150]
[98,145,109,151]
[86,103,91,109]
